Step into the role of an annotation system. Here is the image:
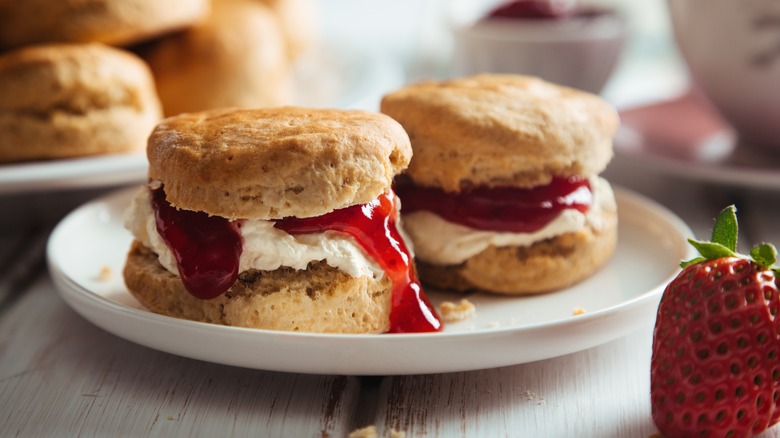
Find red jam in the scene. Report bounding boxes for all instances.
[487,0,576,19]
[486,0,605,20]
[151,187,243,300]
[275,190,442,333]
[394,176,592,233]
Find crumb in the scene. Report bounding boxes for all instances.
[439,299,476,322]
[522,389,546,405]
[348,426,377,438]
[97,265,112,281]
[167,415,174,421]
[572,306,586,316]
[347,425,405,438]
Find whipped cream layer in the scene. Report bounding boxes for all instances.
[123,187,386,279]
[401,176,617,265]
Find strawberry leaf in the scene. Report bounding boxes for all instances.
[711,205,738,252]
[750,243,778,269]
[688,238,738,260]
[681,256,706,268]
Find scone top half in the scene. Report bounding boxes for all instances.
[380,74,618,192]
[147,107,411,220]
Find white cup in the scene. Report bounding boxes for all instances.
[668,0,780,150]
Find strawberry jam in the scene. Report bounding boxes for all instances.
[486,0,606,20]
[487,0,576,19]
[395,176,592,233]
[151,187,243,300]
[274,190,442,333]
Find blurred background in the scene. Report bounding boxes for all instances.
[314,0,688,110]
[0,0,708,226]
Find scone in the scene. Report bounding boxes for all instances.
[0,0,209,50]
[381,74,619,295]
[135,0,292,117]
[122,107,442,334]
[0,43,162,163]
[257,0,319,59]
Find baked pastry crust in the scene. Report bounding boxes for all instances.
[147,107,412,219]
[0,0,209,49]
[0,43,161,163]
[380,74,619,192]
[138,0,292,117]
[416,207,618,295]
[257,0,319,59]
[124,241,392,333]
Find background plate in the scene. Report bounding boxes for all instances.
[47,186,694,375]
[0,152,147,195]
[615,91,780,190]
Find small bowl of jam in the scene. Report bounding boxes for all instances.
[451,0,627,94]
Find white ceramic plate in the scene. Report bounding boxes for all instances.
[47,186,694,375]
[0,152,147,195]
[614,91,780,190]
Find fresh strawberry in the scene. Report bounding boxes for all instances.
[651,205,780,438]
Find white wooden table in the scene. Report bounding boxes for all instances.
[3,152,780,438]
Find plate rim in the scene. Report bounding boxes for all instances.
[0,151,147,195]
[47,186,695,374]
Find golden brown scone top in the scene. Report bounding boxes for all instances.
[140,0,292,117]
[380,74,619,192]
[147,107,412,220]
[0,43,160,117]
[0,0,210,50]
[257,0,319,59]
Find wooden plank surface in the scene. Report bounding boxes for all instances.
[375,326,657,438]
[0,277,362,438]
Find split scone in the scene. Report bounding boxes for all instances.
[122,107,442,334]
[381,74,619,295]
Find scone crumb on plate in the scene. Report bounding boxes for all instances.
[439,298,476,322]
[97,265,112,281]
[348,425,376,438]
[348,425,406,438]
[572,306,586,316]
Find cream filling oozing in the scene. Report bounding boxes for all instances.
[401,176,617,266]
[123,186,386,279]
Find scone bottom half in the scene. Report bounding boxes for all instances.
[385,74,620,295]
[123,107,442,334]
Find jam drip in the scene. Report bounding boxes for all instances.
[151,187,243,300]
[395,176,592,233]
[274,190,442,333]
